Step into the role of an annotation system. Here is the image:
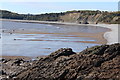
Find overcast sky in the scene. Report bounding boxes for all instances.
[0,1,119,14]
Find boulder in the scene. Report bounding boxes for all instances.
[50,48,76,58]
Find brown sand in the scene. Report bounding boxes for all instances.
[15,31,107,44]
[68,32,107,44]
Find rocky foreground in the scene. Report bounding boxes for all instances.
[0,43,120,80]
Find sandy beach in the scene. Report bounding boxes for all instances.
[88,24,118,45]
[99,24,118,45]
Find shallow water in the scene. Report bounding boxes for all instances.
[0,21,109,57]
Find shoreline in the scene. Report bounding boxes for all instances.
[0,19,118,59]
[1,19,117,44]
[88,24,118,45]
[1,19,109,45]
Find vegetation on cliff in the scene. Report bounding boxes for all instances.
[0,10,120,24]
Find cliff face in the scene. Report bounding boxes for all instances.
[59,11,120,24]
[60,13,80,23]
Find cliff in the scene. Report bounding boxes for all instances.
[1,10,120,24]
[60,10,120,24]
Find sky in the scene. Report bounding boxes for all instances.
[0,1,119,14]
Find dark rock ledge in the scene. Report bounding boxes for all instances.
[0,43,120,80]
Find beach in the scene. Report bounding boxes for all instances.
[94,24,118,45]
[87,23,118,44]
[0,19,118,59]
[1,19,118,44]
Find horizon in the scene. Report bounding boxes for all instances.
[0,2,119,14]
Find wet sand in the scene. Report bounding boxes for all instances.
[6,23,108,44]
[88,24,118,44]
[23,32,106,44]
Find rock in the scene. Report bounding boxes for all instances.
[81,45,109,55]
[0,58,32,79]
[0,70,6,75]
[104,43,120,55]
[41,48,76,62]
[0,58,9,63]
[1,43,120,79]
[50,48,76,58]
[12,58,25,66]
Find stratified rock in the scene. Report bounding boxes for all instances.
[0,70,6,75]
[12,58,25,66]
[0,58,32,80]
[39,48,76,62]
[49,48,76,58]
[1,43,120,79]
[0,58,10,63]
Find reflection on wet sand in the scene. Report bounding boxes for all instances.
[12,31,106,44]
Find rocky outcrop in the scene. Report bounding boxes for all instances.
[0,58,32,79]
[1,43,120,79]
